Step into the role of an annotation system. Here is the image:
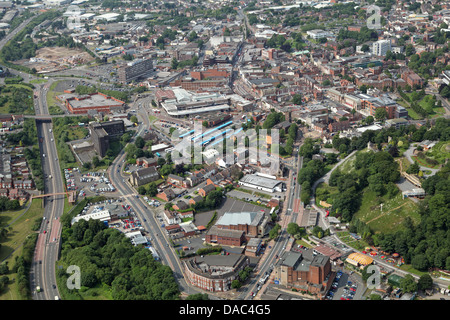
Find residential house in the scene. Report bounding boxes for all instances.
[198,184,216,197]
[173,200,189,211]
[163,209,181,225]
[136,157,158,168]
[189,195,204,206]
[167,174,189,188]
[156,188,176,202]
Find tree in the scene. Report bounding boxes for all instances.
[92,156,100,168]
[138,186,146,195]
[130,115,138,123]
[365,115,374,125]
[231,279,241,289]
[135,136,145,149]
[374,108,388,121]
[160,164,173,177]
[188,31,198,42]
[171,58,179,70]
[146,182,158,197]
[269,224,281,240]
[287,223,301,237]
[400,274,418,293]
[411,254,429,271]
[417,274,433,291]
[406,162,420,175]
[292,94,302,105]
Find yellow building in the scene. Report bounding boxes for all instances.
[346,252,374,267]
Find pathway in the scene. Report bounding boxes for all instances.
[403,145,439,177]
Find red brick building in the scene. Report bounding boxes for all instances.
[401,70,424,88]
[273,250,333,298]
[190,68,230,80]
[58,92,125,114]
[205,226,246,246]
[198,184,216,197]
[183,254,250,292]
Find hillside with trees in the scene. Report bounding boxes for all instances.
[313,118,449,271]
[57,218,180,300]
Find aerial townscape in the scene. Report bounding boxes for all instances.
[0,0,449,307]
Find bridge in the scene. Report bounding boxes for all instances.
[22,114,81,121]
[31,191,76,203]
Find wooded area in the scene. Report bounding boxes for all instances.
[57,218,180,300]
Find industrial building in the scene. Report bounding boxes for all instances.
[213,211,270,239]
[238,173,284,193]
[57,92,125,114]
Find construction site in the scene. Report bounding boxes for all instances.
[18,46,94,74]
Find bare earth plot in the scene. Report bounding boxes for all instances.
[16,46,94,73]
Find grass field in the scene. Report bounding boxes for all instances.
[423,141,450,165]
[337,231,370,251]
[398,94,446,120]
[0,198,44,300]
[46,80,63,111]
[30,79,47,84]
[353,189,421,234]
[397,99,422,120]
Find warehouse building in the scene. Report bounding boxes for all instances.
[57,92,125,114]
[238,173,284,193]
[214,211,270,239]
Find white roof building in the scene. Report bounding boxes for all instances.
[71,209,110,225]
[96,13,120,22]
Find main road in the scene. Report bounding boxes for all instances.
[0,12,66,301]
[238,151,304,300]
[30,81,66,301]
[108,98,205,297]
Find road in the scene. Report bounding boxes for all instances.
[0,13,65,301]
[107,97,205,297]
[403,144,439,177]
[30,81,65,301]
[239,151,304,300]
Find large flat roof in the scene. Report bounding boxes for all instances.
[216,211,265,227]
[239,174,283,189]
[59,93,124,109]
